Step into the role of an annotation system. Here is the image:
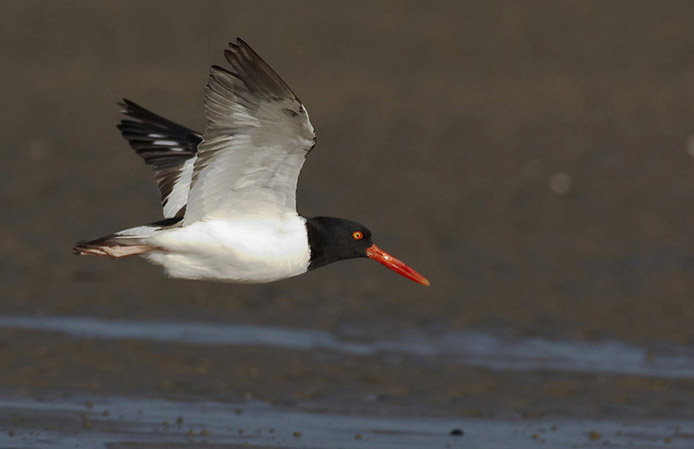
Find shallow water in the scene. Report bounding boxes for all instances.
[1,315,693,378]
[1,315,694,448]
[1,393,691,448]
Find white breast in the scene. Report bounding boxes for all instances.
[143,214,310,283]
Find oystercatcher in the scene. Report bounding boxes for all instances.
[74,39,429,286]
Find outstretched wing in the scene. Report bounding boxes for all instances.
[183,38,316,224]
[117,99,201,218]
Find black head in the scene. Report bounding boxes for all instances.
[305,216,373,270]
[304,216,430,286]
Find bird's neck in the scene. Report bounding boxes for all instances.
[304,216,332,270]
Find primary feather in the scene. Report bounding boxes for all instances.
[117,99,201,218]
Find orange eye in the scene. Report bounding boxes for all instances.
[352,231,363,240]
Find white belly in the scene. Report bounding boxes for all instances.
[143,215,310,283]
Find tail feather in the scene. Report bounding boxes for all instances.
[73,235,156,259]
[74,218,180,259]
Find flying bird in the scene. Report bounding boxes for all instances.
[74,39,430,286]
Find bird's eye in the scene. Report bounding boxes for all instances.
[352,231,363,240]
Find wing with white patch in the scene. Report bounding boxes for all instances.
[183,38,316,223]
[117,99,201,218]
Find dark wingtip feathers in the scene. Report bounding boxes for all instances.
[115,100,201,216]
[220,38,296,101]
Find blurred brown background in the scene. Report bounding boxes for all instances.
[3,0,694,343]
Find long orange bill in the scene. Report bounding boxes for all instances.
[366,244,430,286]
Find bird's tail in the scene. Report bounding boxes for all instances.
[73,234,156,259]
[74,218,180,259]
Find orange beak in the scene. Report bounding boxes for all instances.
[366,244,430,286]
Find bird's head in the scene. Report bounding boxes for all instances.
[305,216,430,286]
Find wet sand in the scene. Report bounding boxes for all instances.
[2,316,694,447]
[3,1,694,447]
[2,394,692,448]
